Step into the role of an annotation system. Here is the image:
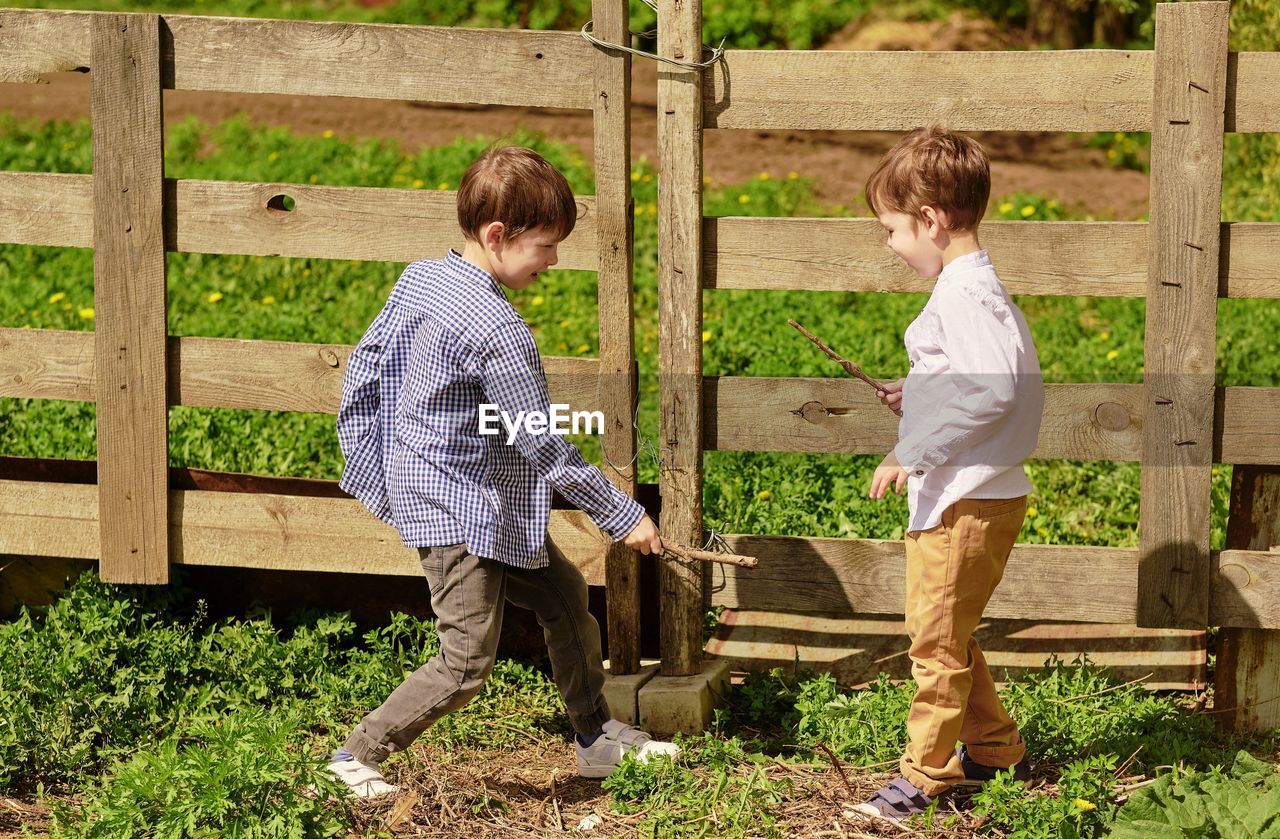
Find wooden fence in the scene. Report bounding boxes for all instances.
[2,1,1280,730]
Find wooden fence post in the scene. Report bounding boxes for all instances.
[1215,467,1280,732]
[91,13,170,584]
[656,0,705,676]
[591,0,642,675]
[1136,1,1228,628]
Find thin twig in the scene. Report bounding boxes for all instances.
[663,541,758,569]
[1198,691,1280,716]
[816,743,858,801]
[1047,673,1152,704]
[789,320,886,392]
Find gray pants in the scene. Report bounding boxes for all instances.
[343,542,611,765]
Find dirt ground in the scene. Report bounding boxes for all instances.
[0,46,1149,220]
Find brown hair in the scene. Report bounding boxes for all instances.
[864,126,990,231]
[457,145,578,243]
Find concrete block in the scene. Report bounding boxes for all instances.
[601,660,660,726]
[637,659,732,736]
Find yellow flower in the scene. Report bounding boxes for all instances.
[206,291,223,303]
[437,182,449,190]
[703,175,712,185]
[62,303,71,311]
[642,173,653,183]
[1211,467,1220,477]
[393,174,405,183]
[576,343,591,353]
[631,171,641,182]
[78,307,94,320]
[738,194,750,204]
[1099,331,1110,341]
[1074,799,1096,812]
[302,268,311,277]
[261,295,276,305]
[558,319,570,328]
[758,171,770,181]
[1027,506,1038,517]
[268,151,279,161]
[999,202,1014,214]
[322,129,334,139]
[646,202,657,215]
[412,179,424,189]
[310,174,318,184]
[1037,526,1049,536]
[1020,205,1036,217]
[787,171,799,180]
[1107,148,1118,160]
[48,292,66,304]
[531,295,545,306]
[647,384,657,393]
[702,330,712,342]
[757,490,771,501]
[1106,349,1119,361]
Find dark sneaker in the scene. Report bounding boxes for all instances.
[956,744,1032,786]
[850,777,934,823]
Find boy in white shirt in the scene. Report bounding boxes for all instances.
[853,126,1044,823]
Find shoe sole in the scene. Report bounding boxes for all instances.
[847,801,907,824]
[578,763,615,779]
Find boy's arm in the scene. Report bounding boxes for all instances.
[893,286,1020,477]
[477,322,645,541]
[337,304,395,460]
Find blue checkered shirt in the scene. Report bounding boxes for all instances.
[337,250,644,569]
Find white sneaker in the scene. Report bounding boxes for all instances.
[324,757,399,799]
[575,719,681,779]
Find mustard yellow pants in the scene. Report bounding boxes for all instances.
[899,496,1028,797]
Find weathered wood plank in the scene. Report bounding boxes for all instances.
[1226,51,1280,133]
[0,9,593,109]
[0,479,612,584]
[704,49,1156,132]
[704,378,1145,462]
[591,0,643,676]
[0,328,601,414]
[0,173,598,269]
[704,217,1280,299]
[1218,387,1280,466]
[657,0,706,677]
[1214,466,1280,732]
[91,14,169,585]
[1136,2,1229,629]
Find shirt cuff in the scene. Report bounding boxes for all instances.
[893,442,934,478]
[597,493,646,542]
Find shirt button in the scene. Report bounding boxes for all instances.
[909,360,915,368]
[915,470,925,476]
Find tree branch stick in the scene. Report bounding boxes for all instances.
[788,319,885,392]
[664,542,758,569]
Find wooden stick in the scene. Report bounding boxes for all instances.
[664,542,758,569]
[788,319,885,392]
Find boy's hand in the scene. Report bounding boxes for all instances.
[869,451,909,499]
[875,378,905,417]
[623,514,664,556]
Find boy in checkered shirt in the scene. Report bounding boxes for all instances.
[326,146,676,799]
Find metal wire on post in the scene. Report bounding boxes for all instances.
[580,0,725,71]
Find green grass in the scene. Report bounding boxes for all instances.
[4,572,1273,837]
[3,114,1278,551]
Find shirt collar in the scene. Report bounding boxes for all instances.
[445,249,506,297]
[937,249,991,284]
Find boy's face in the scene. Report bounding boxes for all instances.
[877,210,943,278]
[488,225,562,291]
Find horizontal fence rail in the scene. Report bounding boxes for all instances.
[0,328,604,414]
[0,478,614,583]
[703,49,1280,133]
[0,9,596,109]
[0,173,600,269]
[703,218,1280,299]
[5,328,1279,464]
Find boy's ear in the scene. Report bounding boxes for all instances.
[920,205,949,239]
[482,221,506,250]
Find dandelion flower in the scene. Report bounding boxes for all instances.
[576,343,591,354]
[437,182,449,190]
[642,174,653,183]
[322,129,335,139]
[758,172,769,181]
[206,291,223,303]
[1020,205,1035,217]
[757,490,771,501]
[78,307,94,320]
[787,171,799,180]
[268,151,279,161]
[558,319,570,328]
[1100,331,1110,341]
[1074,799,1096,812]
[703,175,712,185]
[1106,349,1119,361]
[702,330,712,342]
[631,171,641,182]
[531,296,545,306]
[48,292,66,304]
[999,202,1014,214]
[310,175,318,184]
[738,194,750,204]
[412,179,424,189]
[1027,506,1038,517]
[302,269,311,277]
[261,295,276,305]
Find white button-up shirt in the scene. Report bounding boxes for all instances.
[893,249,1044,533]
